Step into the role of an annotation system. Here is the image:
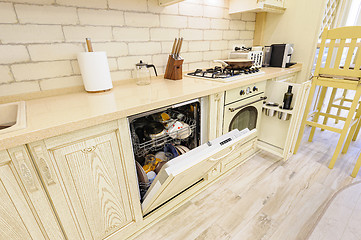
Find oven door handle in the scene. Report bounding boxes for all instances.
[229,96,267,112]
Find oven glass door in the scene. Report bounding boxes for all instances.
[223,97,263,134]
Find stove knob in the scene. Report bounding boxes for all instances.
[253,86,258,92]
[240,90,245,95]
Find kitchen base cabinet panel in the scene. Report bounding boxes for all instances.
[30,122,137,240]
[0,150,63,240]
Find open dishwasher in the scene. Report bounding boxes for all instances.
[128,98,256,215]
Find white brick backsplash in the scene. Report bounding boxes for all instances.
[223,30,239,40]
[241,12,256,21]
[203,50,222,60]
[0,3,17,24]
[0,66,13,84]
[210,19,229,29]
[182,52,202,63]
[204,0,227,7]
[28,43,84,61]
[113,27,150,42]
[109,0,147,12]
[108,58,118,71]
[204,30,223,40]
[78,9,124,26]
[1,0,54,4]
[71,60,80,74]
[15,5,77,25]
[230,20,246,30]
[210,40,228,50]
[179,2,203,16]
[150,28,179,41]
[239,30,254,39]
[180,29,203,41]
[0,0,256,96]
[188,61,210,70]
[128,42,161,55]
[188,41,210,52]
[0,24,63,43]
[56,0,107,8]
[152,54,169,68]
[12,61,73,81]
[92,42,128,57]
[63,26,112,42]
[0,81,40,97]
[0,45,29,64]
[246,22,256,31]
[125,12,159,27]
[40,76,83,90]
[188,17,210,29]
[148,0,178,14]
[204,6,225,18]
[160,15,187,28]
[111,70,132,81]
[117,55,152,70]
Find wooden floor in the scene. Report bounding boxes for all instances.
[310,181,361,240]
[136,126,361,240]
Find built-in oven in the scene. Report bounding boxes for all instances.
[223,81,267,134]
[127,97,256,216]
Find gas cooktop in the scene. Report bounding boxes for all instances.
[186,66,265,83]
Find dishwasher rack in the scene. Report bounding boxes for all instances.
[131,113,197,157]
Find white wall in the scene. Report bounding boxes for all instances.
[262,0,327,83]
[0,0,256,97]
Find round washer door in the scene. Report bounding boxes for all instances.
[228,106,258,132]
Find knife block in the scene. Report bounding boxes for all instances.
[164,55,184,80]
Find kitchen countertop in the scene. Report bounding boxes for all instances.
[0,64,302,151]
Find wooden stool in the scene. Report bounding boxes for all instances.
[294,26,361,170]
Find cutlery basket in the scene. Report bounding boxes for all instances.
[164,55,184,80]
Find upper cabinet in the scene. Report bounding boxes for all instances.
[159,0,184,6]
[229,0,286,14]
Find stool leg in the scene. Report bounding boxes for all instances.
[335,89,347,124]
[352,105,361,141]
[309,86,328,142]
[294,81,317,154]
[351,152,361,178]
[329,87,361,169]
[321,88,337,131]
[342,105,361,153]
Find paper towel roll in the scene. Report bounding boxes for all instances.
[77,52,113,92]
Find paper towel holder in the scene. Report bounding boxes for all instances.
[77,38,113,93]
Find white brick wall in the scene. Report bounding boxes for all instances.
[0,0,256,97]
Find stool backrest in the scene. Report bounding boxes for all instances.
[315,26,361,79]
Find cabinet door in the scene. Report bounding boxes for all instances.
[0,150,60,240]
[42,131,134,240]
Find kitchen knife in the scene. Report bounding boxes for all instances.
[171,38,177,55]
[177,38,183,59]
[174,38,181,59]
[86,38,93,52]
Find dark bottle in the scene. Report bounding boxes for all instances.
[283,85,293,109]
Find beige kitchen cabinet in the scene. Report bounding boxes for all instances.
[28,121,142,240]
[208,92,225,140]
[229,0,286,14]
[0,149,63,240]
[258,74,311,160]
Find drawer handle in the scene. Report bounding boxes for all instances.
[229,96,267,112]
[209,145,237,162]
[14,151,37,192]
[33,146,55,186]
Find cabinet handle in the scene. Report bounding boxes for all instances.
[229,96,267,112]
[14,151,37,192]
[81,146,97,154]
[208,145,237,162]
[33,146,55,186]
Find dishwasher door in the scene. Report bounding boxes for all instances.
[141,128,257,215]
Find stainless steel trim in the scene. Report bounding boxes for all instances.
[229,96,267,112]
